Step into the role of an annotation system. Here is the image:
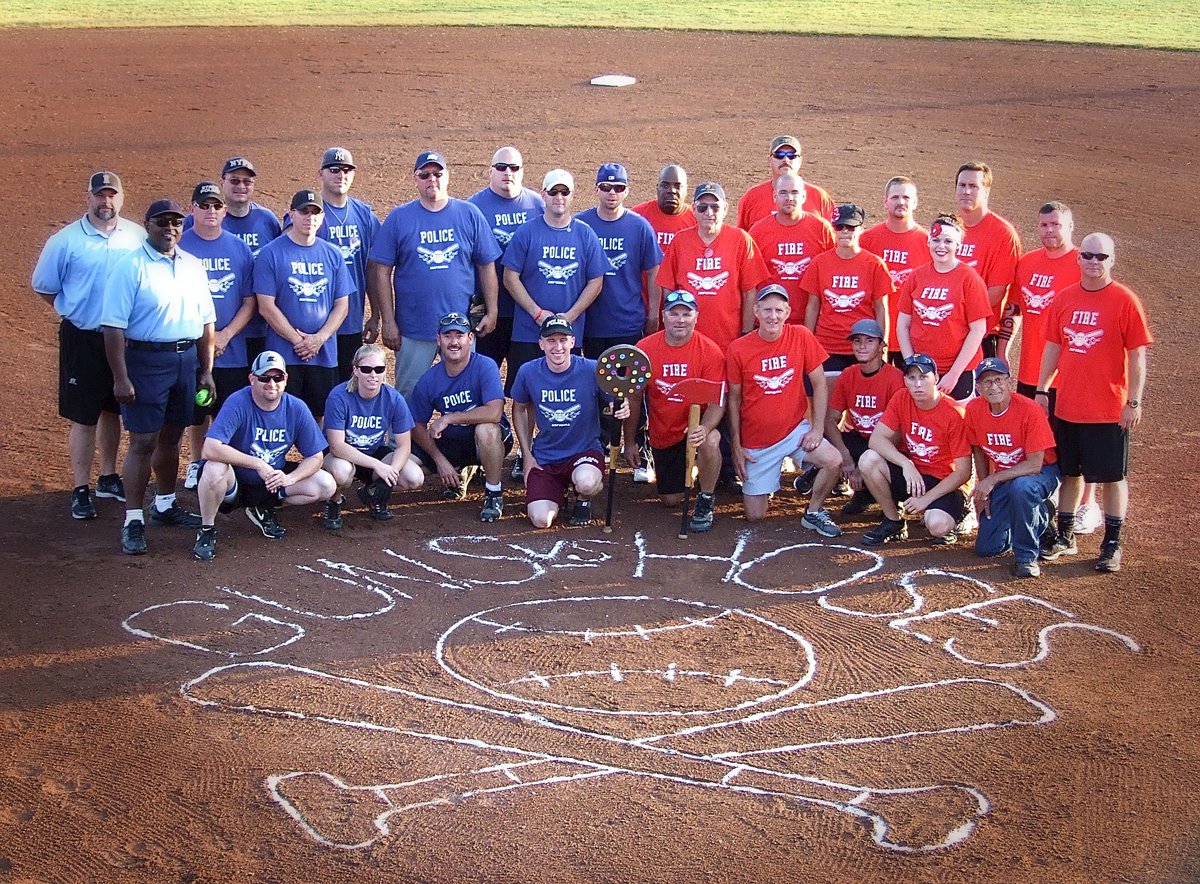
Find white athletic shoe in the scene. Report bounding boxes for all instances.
[183,460,201,490]
[956,507,978,536]
[1073,501,1103,535]
[633,465,655,484]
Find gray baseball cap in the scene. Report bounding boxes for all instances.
[251,351,288,375]
[847,318,884,340]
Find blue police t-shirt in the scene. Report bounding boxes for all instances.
[179,229,255,368]
[409,352,509,442]
[323,383,415,452]
[577,208,663,338]
[468,187,545,319]
[187,204,281,338]
[368,198,502,340]
[501,217,611,343]
[207,387,326,487]
[511,356,604,464]
[313,196,381,336]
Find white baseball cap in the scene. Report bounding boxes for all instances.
[542,169,574,193]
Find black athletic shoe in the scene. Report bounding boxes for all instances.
[322,496,344,531]
[863,517,907,546]
[71,486,97,521]
[246,506,286,539]
[567,499,593,527]
[479,490,504,523]
[841,489,873,516]
[95,473,126,501]
[792,466,818,496]
[1040,533,1078,561]
[1095,541,1123,573]
[511,455,524,484]
[690,492,715,533]
[356,483,393,521]
[150,502,202,528]
[121,519,147,555]
[193,526,217,562]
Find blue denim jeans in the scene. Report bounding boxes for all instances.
[976,464,1062,564]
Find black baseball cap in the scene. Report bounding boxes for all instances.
[191,182,224,206]
[832,204,866,228]
[438,312,472,334]
[221,157,256,177]
[321,147,355,169]
[693,182,726,202]
[290,189,322,211]
[540,314,574,338]
[414,150,446,171]
[144,199,186,222]
[89,171,121,194]
[903,353,938,375]
[662,290,698,312]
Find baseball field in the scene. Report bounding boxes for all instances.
[1,10,1199,884]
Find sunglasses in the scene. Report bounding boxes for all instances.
[834,223,858,232]
[416,169,445,180]
[255,373,286,384]
[597,183,627,193]
[772,148,798,160]
[547,186,571,196]
[225,176,254,186]
[196,200,224,210]
[663,290,697,306]
[325,165,354,174]
[1079,251,1111,261]
[152,216,184,228]
[294,206,323,215]
[492,163,521,172]
[355,364,386,374]
[695,203,721,214]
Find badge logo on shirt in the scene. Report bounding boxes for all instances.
[771,257,811,278]
[912,300,955,324]
[824,289,867,311]
[250,442,290,466]
[418,244,461,268]
[905,435,940,460]
[492,227,514,246]
[753,368,795,393]
[1063,327,1104,352]
[686,271,729,292]
[538,261,580,284]
[288,276,329,301]
[983,446,1025,468]
[1020,286,1056,312]
[208,273,236,295]
[539,403,582,424]
[849,409,883,431]
[345,427,385,449]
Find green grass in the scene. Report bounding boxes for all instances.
[2,1,1197,50]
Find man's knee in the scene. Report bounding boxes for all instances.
[925,510,956,537]
[859,449,885,474]
[573,466,603,498]
[810,442,841,470]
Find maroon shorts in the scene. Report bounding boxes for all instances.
[526,450,604,508]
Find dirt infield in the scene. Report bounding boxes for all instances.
[2,25,1199,883]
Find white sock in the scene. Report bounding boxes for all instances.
[154,493,176,512]
[485,482,502,493]
[125,509,144,526]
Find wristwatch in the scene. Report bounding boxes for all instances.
[1127,400,1140,408]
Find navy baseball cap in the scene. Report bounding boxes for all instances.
[662,290,698,312]
[89,171,121,194]
[756,283,789,302]
[693,182,726,202]
[144,199,186,222]
[251,351,288,375]
[191,182,224,206]
[414,150,446,171]
[903,353,938,375]
[974,357,1011,380]
[438,312,472,334]
[847,318,884,340]
[321,147,355,169]
[221,157,256,177]
[832,204,866,227]
[290,189,322,211]
[596,163,629,185]
[540,314,574,338]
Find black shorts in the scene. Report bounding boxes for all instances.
[418,424,515,471]
[337,333,365,383]
[192,365,250,425]
[822,353,858,374]
[284,363,339,420]
[842,429,870,463]
[981,334,999,359]
[946,370,974,401]
[353,443,398,484]
[1016,381,1056,418]
[1052,418,1128,483]
[887,351,906,369]
[887,461,966,521]
[59,320,119,424]
[475,316,513,371]
[245,335,267,367]
[206,460,296,512]
[652,439,688,496]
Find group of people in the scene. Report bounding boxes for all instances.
[32,136,1151,574]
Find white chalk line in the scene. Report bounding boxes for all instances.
[121,601,304,657]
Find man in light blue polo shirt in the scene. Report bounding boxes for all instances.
[32,171,145,520]
[102,199,216,556]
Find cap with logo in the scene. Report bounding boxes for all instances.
[414,150,446,171]
[596,163,629,184]
[191,182,224,206]
[251,351,288,375]
[974,357,1011,380]
[321,147,355,169]
[89,171,121,194]
[542,169,574,193]
[539,314,574,337]
[847,318,885,340]
[438,312,472,334]
[144,199,186,222]
[756,283,790,302]
[693,182,726,202]
[903,353,938,375]
[221,157,256,177]
[832,203,866,228]
[290,189,322,211]
[770,135,801,153]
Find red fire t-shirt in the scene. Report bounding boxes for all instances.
[727,324,828,449]
[965,393,1058,473]
[1011,247,1080,387]
[656,226,771,349]
[898,262,992,374]
[880,392,970,481]
[1043,281,1154,423]
[636,328,726,449]
[736,179,835,231]
[630,200,697,308]
[748,212,835,316]
[831,362,906,438]
[860,222,931,351]
[958,211,1021,334]
[799,249,895,354]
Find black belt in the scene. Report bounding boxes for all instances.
[127,339,196,352]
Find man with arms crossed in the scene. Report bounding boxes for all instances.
[32,171,144,519]
[1037,233,1152,573]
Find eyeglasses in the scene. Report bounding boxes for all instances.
[225,176,254,187]
[833,223,858,232]
[772,148,798,160]
[492,163,521,172]
[324,165,354,174]
[196,200,224,210]
[597,183,627,193]
[1079,251,1110,262]
[255,373,286,384]
[355,364,386,374]
[663,290,697,307]
[152,217,184,228]
[695,203,721,214]
[977,376,1009,388]
[547,186,571,197]
[416,169,445,180]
